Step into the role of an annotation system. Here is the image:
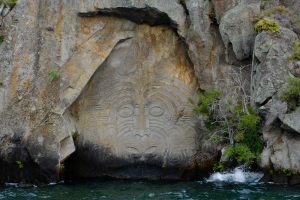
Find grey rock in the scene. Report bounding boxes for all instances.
[0,3,12,17]
[259,126,300,173]
[77,0,188,37]
[261,0,281,9]
[280,107,300,134]
[263,99,288,127]
[219,1,260,62]
[251,28,298,105]
[211,0,240,23]
[281,0,300,19]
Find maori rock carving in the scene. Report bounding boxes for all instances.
[70,25,200,167]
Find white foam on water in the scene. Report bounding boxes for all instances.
[206,166,264,183]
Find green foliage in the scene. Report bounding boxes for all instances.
[290,41,300,61]
[281,168,299,176]
[279,77,300,103]
[239,113,260,132]
[16,160,23,169]
[0,0,17,6]
[255,18,280,33]
[72,131,80,140]
[59,163,65,170]
[213,162,225,172]
[234,144,256,165]
[192,89,221,116]
[49,69,60,79]
[192,90,221,130]
[225,144,256,165]
[191,88,263,168]
[210,133,220,144]
[234,131,244,142]
[0,35,4,44]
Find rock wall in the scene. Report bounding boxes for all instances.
[0,0,299,184]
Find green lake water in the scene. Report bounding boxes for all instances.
[1,180,300,200]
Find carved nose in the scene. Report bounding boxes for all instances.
[136,105,148,136]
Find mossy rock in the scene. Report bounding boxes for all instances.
[255,18,280,33]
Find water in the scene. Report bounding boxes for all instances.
[207,166,264,183]
[1,168,300,200]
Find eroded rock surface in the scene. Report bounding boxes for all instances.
[251,28,298,105]
[220,0,260,62]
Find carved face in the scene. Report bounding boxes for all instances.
[71,25,199,165]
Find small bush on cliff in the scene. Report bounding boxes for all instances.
[255,18,280,33]
[49,69,60,79]
[16,160,23,169]
[279,77,300,104]
[0,0,17,6]
[225,144,256,166]
[191,89,262,169]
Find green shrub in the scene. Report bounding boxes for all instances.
[213,162,225,172]
[279,77,300,103]
[191,88,263,168]
[255,18,280,33]
[191,89,221,116]
[49,69,60,79]
[234,144,256,165]
[225,144,256,165]
[0,0,17,6]
[16,160,24,169]
[290,41,300,61]
[59,163,65,170]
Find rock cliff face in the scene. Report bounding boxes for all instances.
[0,0,299,184]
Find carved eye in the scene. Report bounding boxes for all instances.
[118,106,134,118]
[149,106,164,117]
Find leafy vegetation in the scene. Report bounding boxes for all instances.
[213,162,225,172]
[279,77,300,104]
[255,18,280,33]
[16,160,24,169]
[59,163,65,170]
[0,0,17,6]
[225,144,256,166]
[49,69,60,79]
[191,88,263,171]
